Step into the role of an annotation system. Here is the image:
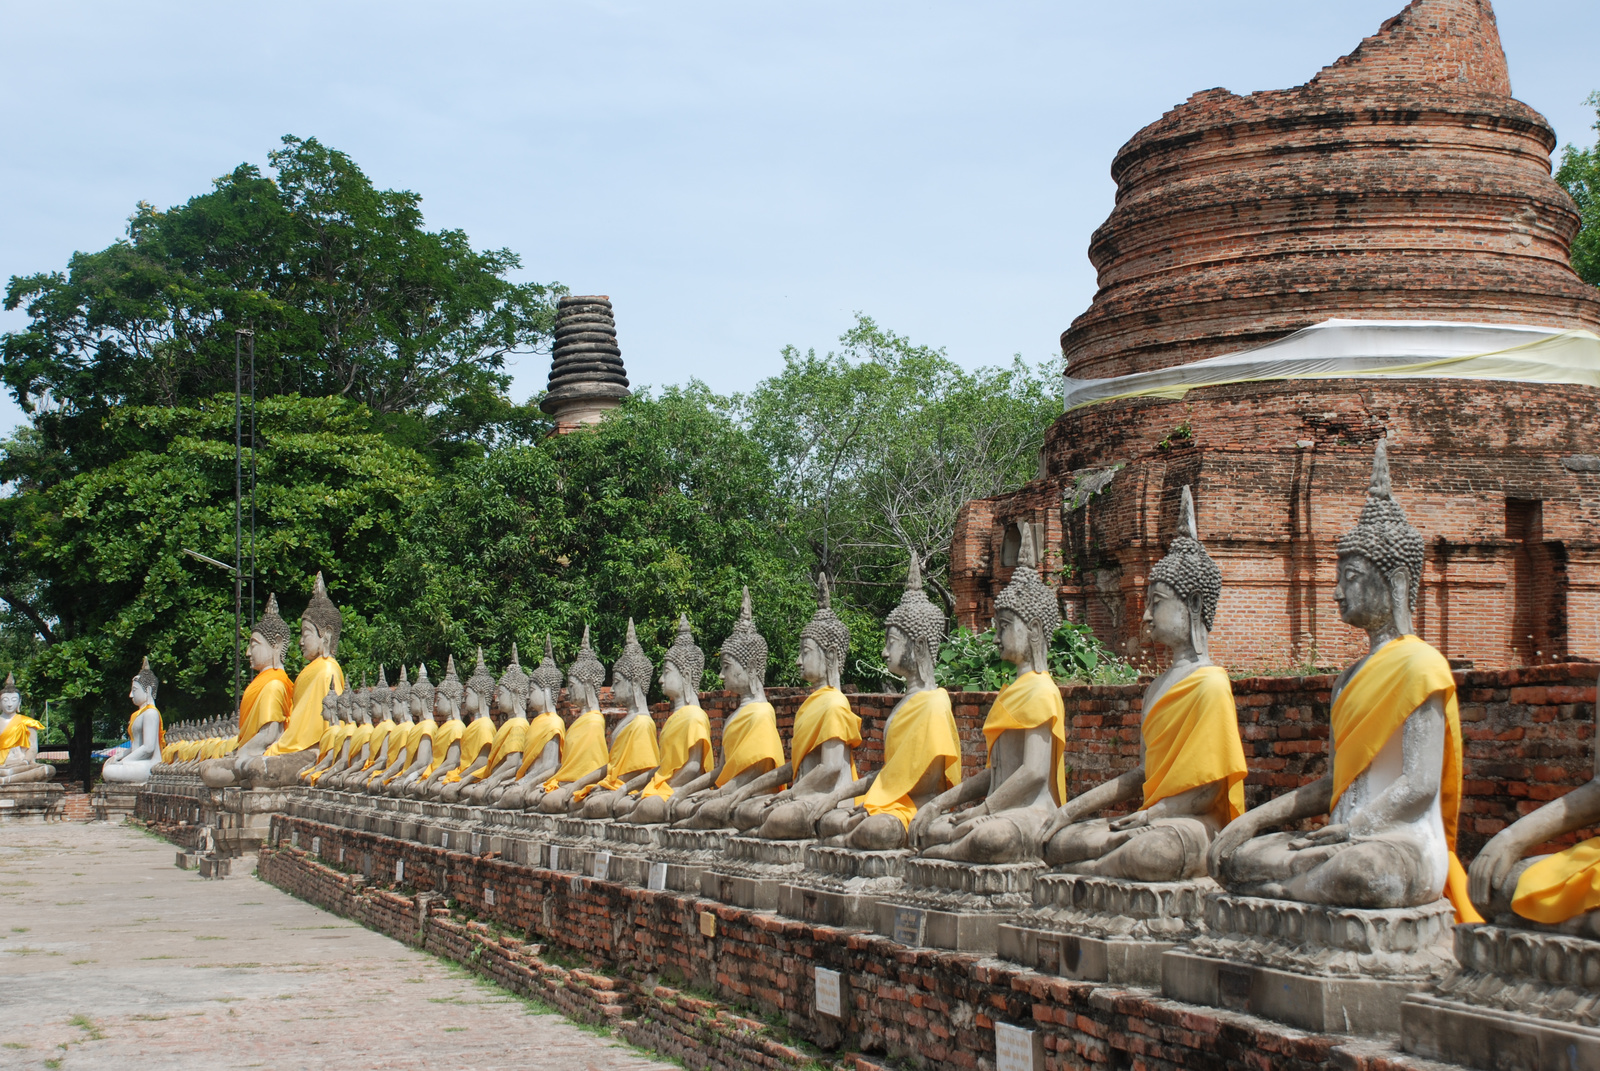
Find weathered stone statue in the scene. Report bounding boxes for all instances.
[356,670,399,791]
[262,571,347,777]
[366,667,418,792]
[408,666,464,798]
[321,688,371,788]
[491,637,566,810]
[103,658,165,784]
[574,620,662,817]
[620,616,711,824]
[816,559,962,851]
[1208,442,1473,918]
[438,656,498,803]
[299,692,344,785]
[201,595,295,788]
[0,673,51,784]
[669,589,785,828]
[1038,488,1246,879]
[459,650,529,804]
[536,629,610,813]
[386,665,438,795]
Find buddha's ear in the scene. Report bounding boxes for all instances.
[1188,593,1210,657]
[1387,566,1414,636]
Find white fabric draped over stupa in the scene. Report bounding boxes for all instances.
[1061,319,1600,411]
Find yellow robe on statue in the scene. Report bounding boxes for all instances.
[384,720,434,784]
[0,714,45,765]
[421,719,465,779]
[639,706,712,800]
[789,687,862,779]
[238,668,293,746]
[1140,665,1247,825]
[126,704,164,754]
[982,671,1067,806]
[544,710,607,792]
[573,714,660,802]
[441,717,496,784]
[713,701,783,789]
[161,741,179,764]
[466,716,529,783]
[1331,634,1480,924]
[514,712,566,780]
[1513,839,1600,924]
[857,688,962,828]
[361,719,397,773]
[267,656,345,756]
[334,723,373,778]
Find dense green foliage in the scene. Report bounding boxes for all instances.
[935,624,1137,692]
[1558,93,1600,287]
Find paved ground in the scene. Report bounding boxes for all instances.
[0,822,675,1071]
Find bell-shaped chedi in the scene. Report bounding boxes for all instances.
[540,295,631,428]
[1064,0,1600,380]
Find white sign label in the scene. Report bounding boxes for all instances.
[395,859,405,883]
[485,886,496,906]
[569,875,583,896]
[994,1022,1042,1071]
[547,845,560,871]
[592,852,611,881]
[0,799,14,808]
[648,862,668,891]
[814,967,842,1018]
[311,836,321,857]
[339,847,346,864]
[291,831,299,848]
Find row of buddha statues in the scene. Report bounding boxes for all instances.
[134,444,1600,937]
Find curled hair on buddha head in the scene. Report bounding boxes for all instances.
[373,665,392,702]
[529,635,564,701]
[662,614,705,694]
[1336,439,1425,611]
[392,665,412,707]
[720,587,768,680]
[1147,486,1223,631]
[467,647,498,705]
[567,626,606,693]
[254,593,292,653]
[884,554,947,666]
[498,643,530,708]
[301,572,343,656]
[134,656,160,703]
[800,573,851,672]
[994,522,1061,637]
[336,686,352,721]
[612,618,654,694]
[437,654,464,706]
[411,663,435,712]
[322,689,339,720]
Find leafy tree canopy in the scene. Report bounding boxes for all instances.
[1558,92,1600,286]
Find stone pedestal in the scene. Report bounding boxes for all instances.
[778,846,911,929]
[203,786,292,858]
[1401,923,1600,1070]
[92,782,142,822]
[582,821,666,886]
[1161,893,1456,1036]
[998,875,1215,987]
[547,816,612,875]
[648,827,735,892]
[0,783,64,823]
[876,858,1043,952]
[703,837,814,910]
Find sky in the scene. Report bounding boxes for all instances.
[2,1,1597,438]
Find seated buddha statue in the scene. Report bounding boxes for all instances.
[201,596,296,788]
[619,616,711,824]
[536,629,611,813]
[747,577,862,838]
[103,658,166,785]
[350,675,397,789]
[669,589,785,829]
[258,572,346,784]
[574,620,662,817]
[437,656,499,803]
[491,637,567,810]
[1209,442,1478,920]
[1469,663,1600,934]
[300,692,347,786]
[1038,487,1247,880]
[366,668,415,793]
[321,689,371,789]
[0,673,51,784]
[407,665,465,798]
[386,665,439,795]
[459,650,532,805]
[817,558,962,851]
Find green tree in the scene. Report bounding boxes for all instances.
[1558,92,1600,286]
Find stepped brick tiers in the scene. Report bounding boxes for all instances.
[540,294,631,429]
[951,0,1600,673]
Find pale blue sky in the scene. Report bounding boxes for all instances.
[2,1,1597,437]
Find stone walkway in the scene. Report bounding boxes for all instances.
[0,822,676,1071]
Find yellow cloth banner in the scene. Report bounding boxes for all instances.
[857,688,962,829]
[361,720,396,771]
[982,671,1067,806]
[1331,635,1480,924]
[574,714,660,802]
[126,704,164,753]
[421,718,465,779]
[0,714,45,764]
[790,687,862,778]
[267,656,345,756]
[441,717,496,784]
[467,716,529,783]
[514,711,566,780]
[544,710,607,791]
[1140,665,1247,824]
[238,668,293,746]
[1513,838,1600,924]
[714,701,784,789]
[639,706,712,800]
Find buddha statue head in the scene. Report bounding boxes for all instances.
[566,626,606,711]
[352,680,372,725]
[993,523,1059,673]
[437,654,466,718]
[1145,486,1222,659]
[798,573,850,690]
[372,666,394,719]
[719,587,768,700]
[611,619,654,713]
[391,666,413,722]
[884,556,946,687]
[411,664,435,720]
[1335,440,1425,639]
[660,614,704,706]
[1,672,21,717]
[300,572,342,661]
[322,690,340,726]
[131,656,160,709]
[250,594,291,672]
[496,645,529,718]
[465,648,498,719]
[528,636,563,715]
[335,687,352,727]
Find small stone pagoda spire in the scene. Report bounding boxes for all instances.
[541,295,631,429]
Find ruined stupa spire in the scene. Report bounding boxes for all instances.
[541,295,631,428]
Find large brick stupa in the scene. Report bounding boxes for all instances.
[952,0,1600,671]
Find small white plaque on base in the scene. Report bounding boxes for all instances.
[814,967,842,1018]
[395,859,405,883]
[593,852,611,881]
[485,886,496,906]
[648,862,668,891]
[994,1022,1043,1071]
[547,845,560,870]
[311,836,321,857]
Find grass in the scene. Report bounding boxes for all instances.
[11,926,29,933]
[67,1014,106,1041]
